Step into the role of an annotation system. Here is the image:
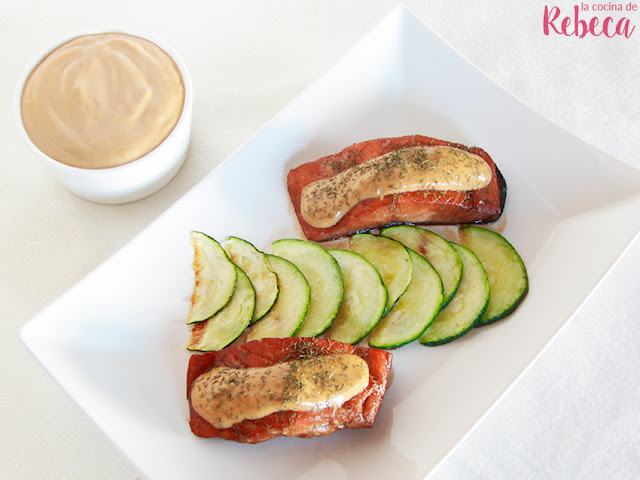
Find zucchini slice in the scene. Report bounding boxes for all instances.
[223,236,279,323]
[186,232,237,324]
[271,239,343,337]
[420,243,489,345]
[187,266,255,351]
[323,249,387,345]
[368,249,443,349]
[349,233,412,314]
[245,254,310,342]
[459,226,528,326]
[382,225,462,308]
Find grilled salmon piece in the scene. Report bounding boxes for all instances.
[187,337,393,443]
[287,135,507,242]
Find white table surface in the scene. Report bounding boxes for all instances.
[2,1,639,478]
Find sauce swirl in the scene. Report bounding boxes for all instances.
[300,146,493,228]
[190,353,369,429]
[20,33,185,169]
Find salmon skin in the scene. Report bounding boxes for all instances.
[187,337,393,443]
[287,135,507,242]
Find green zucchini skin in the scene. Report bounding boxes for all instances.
[382,225,462,309]
[324,249,387,345]
[271,238,343,337]
[459,226,528,326]
[420,243,489,346]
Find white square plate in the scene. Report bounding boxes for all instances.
[20,6,640,480]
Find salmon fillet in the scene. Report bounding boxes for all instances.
[287,135,507,241]
[187,337,393,443]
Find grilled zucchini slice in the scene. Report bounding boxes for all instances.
[223,236,279,323]
[323,249,387,344]
[245,254,310,341]
[420,243,489,345]
[459,226,528,326]
[382,225,462,308]
[186,232,237,324]
[187,266,255,351]
[368,249,443,349]
[349,233,412,314]
[271,239,343,337]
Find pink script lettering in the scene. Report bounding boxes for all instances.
[543,5,635,38]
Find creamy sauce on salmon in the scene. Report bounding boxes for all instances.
[190,353,369,429]
[300,146,493,228]
[20,33,185,169]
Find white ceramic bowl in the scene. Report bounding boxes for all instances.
[17,30,193,204]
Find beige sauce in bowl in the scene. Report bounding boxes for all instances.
[20,32,185,169]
